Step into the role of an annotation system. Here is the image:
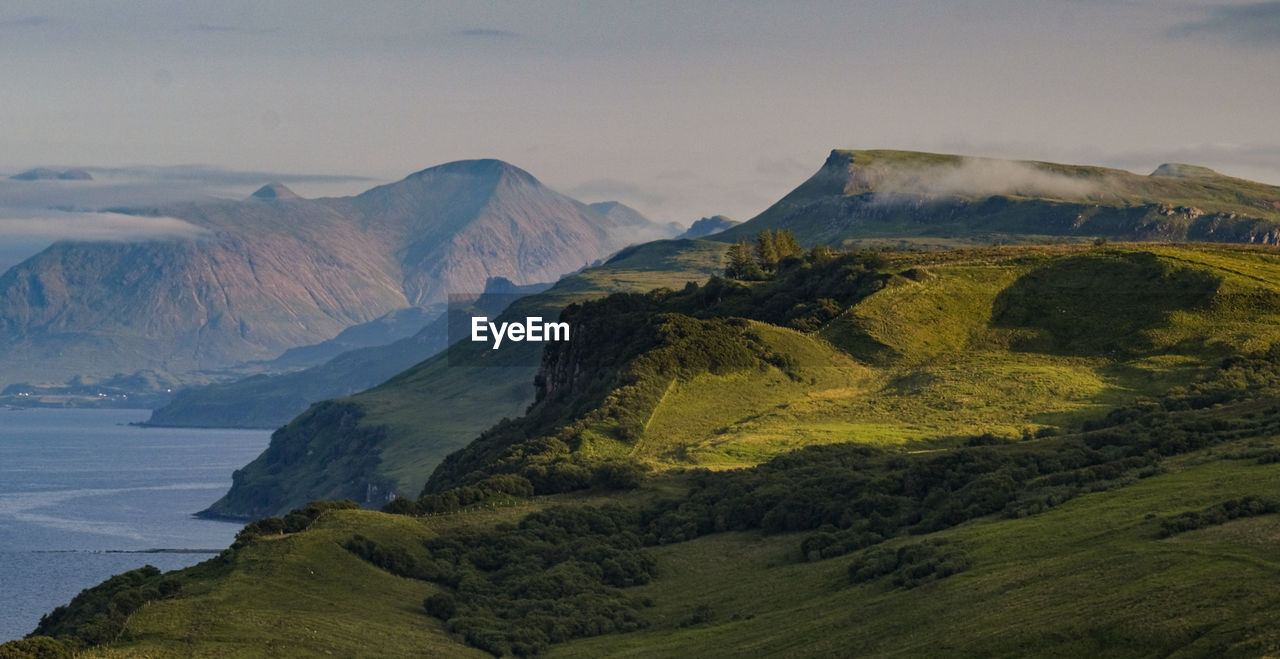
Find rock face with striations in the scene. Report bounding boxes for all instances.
[0,160,673,386]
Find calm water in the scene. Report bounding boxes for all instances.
[0,408,271,642]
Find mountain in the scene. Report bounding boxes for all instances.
[144,279,549,429]
[715,150,1280,247]
[0,160,675,387]
[10,167,93,181]
[263,305,444,371]
[678,215,738,238]
[198,239,729,519]
[249,182,301,200]
[589,201,682,243]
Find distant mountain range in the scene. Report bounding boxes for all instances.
[10,167,93,181]
[144,278,550,429]
[678,215,739,238]
[0,159,675,387]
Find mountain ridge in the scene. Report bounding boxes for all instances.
[0,161,673,387]
[715,149,1280,247]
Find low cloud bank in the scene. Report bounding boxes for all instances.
[0,211,207,243]
[0,165,375,270]
[872,158,1098,202]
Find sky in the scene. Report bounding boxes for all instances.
[0,0,1277,260]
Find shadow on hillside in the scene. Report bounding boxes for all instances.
[990,251,1221,357]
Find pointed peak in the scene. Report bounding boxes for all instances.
[251,182,300,200]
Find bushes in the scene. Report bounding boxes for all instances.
[31,565,179,650]
[346,504,656,656]
[0,636,73,658]
[234,499,359,548]
[1159,496,1279,537]
[849,539,972,589]
[424,593,457,620]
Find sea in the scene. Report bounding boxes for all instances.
[0,408,271,642]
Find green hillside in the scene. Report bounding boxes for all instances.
[200,239,729,519]
[714,150,1280,248]
[23,354,1280,657]
[14,240,1280,657]
[424,243,1280,494]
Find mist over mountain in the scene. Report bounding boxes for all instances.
[0,160,674,387]
[716,150,1280,247]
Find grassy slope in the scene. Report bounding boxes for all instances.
[202,240,728,517]
[91,421,1280,657]
[556,436,1280,658]
[365,239,730,492]
[576,244,1280,471]
[85,510,483,658]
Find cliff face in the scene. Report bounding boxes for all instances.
[0,160,672,386]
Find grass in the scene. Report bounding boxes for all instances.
[86,510,481,658]
[553,436,1280,658]
[576,244,1280,472]
[76,410,1280,657]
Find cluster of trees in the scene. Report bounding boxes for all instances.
[26,566,180,653]
[0,636,71,659]
[724,229,804,280]
[233,499,360,548]
[1158,496,1279,537]
[847,539,972,589]
[346,504,656,657]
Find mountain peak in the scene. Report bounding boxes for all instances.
[404,159,541,187]
[250,182,300,200]
[1150,163,1221,179]
[679,215,739,239]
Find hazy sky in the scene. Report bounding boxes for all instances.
[1,0,1278,228]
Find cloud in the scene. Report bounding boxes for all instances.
[455,28,520,39]
[75,165,374,188]
[190,22,278,35]
[871,158,1099,202]
[566,178,668,209]
[0,211,208,243]
[0,165,379,270]
[0,16,49,28]
[1169,2,1280,45]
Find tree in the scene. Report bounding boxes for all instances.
[424,593,457,620]
[754,230,779,271]
[775,229,802,260]
[725,240,764,280]
[809,244,836,263]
